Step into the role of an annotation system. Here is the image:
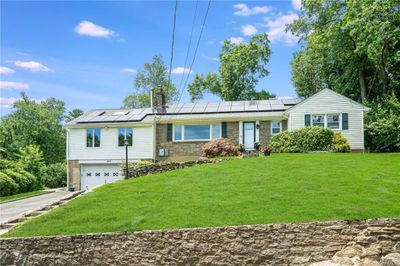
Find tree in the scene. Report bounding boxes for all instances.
[122,55,178,108]
[0,93,66,164]
[188,34,273,101]
[65,109,84,123]
[288,0,400,102]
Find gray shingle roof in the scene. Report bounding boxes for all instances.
[68,98,302,125]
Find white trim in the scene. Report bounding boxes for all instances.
[239,121,243,144]
[85,128,102,148]
[66,129,70,189]
[255,121,260,143]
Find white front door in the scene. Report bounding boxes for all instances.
[243,122,255,150]
[82,164,123,190]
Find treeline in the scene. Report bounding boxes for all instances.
[0,93,82,196]
[288,0,400,152]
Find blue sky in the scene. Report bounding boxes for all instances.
[0,0,301,116]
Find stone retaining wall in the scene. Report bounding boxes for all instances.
[1,218,399,265]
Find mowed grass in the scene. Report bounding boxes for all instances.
[0,190,47,203]
[4,153,400,237]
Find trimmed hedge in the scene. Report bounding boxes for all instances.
[270,127,347,153]
[0,172,19,197]
[42,163,67,188]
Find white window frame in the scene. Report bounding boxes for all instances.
[173,123,222,142]
[271,121,282,135]
[310,113,342,130]
[118,127,133,147]
[86,128,101,148]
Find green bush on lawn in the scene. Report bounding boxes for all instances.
[42,163,67,188]
[0,172,19,197]
[270,126,349,153]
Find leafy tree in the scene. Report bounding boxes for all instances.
[365,94,400,152]
[65,108,84,123]
[288,0,400,101]
[17,144,45,181]
[123,55,178,108]
[188,34,273,101]
[0,93,66,164]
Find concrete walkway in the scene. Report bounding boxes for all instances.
[0,190,71,224]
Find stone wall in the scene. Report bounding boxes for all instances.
[1,218,398,266]
[67,160,80,191]
[156,122,240,162]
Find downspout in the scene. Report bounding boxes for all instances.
[66,128,70,190]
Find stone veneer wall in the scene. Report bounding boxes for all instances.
[156,122,240,162]
[67,160,80,191]
[1,218,398,266]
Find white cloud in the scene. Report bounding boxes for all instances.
[241,24,258,36]
[292,0,302,10]
[12,60,52,72]
[74,20,115,38]
[0,97,44,109]
[0,81,29,90]
[233,3,272,16]
[228,37,244,45]
[121,68,137,74]
[0,97,19,109]
[0,66,15,75]
[171,67,193,75]
[264,13,299,45]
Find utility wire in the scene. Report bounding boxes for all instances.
[177,0,199,97]
[174,0,212,112]
[167,0,179,93]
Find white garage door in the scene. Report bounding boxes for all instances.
[82,164,123,190]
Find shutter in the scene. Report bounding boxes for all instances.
[166,124,173,141]
[221,122,228,138]
[305,114,311,126]
[342,113,349,130]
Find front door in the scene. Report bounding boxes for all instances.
[243,122,255,150]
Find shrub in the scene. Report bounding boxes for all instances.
[365,95,400,152]
[0,172,19,196]
[42,163,67,188]
[332,133,351,152]
[271,127,334,153]
[2,169,41,193]
[17,144,45,183]
[202,138,240,158]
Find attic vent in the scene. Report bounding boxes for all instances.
[98,111,106,116]
[112,111,130,116]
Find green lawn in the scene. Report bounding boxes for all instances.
[0,190,48,203]
[4,153,400,237]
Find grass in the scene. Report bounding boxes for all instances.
[4,153,400,237]
[0,190,48,203]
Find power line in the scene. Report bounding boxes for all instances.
[177,0,199,97]
[167,0,179,93]
[175,0,212,109]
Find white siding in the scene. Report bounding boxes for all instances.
[68,125,154,161]
[287,90,366,150]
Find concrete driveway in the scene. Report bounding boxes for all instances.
[0,190,71,224]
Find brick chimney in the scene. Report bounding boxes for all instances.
[155,90,166,113]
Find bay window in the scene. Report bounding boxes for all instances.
[174,124,221,141]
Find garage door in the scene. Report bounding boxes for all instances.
[82,164,123,190]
